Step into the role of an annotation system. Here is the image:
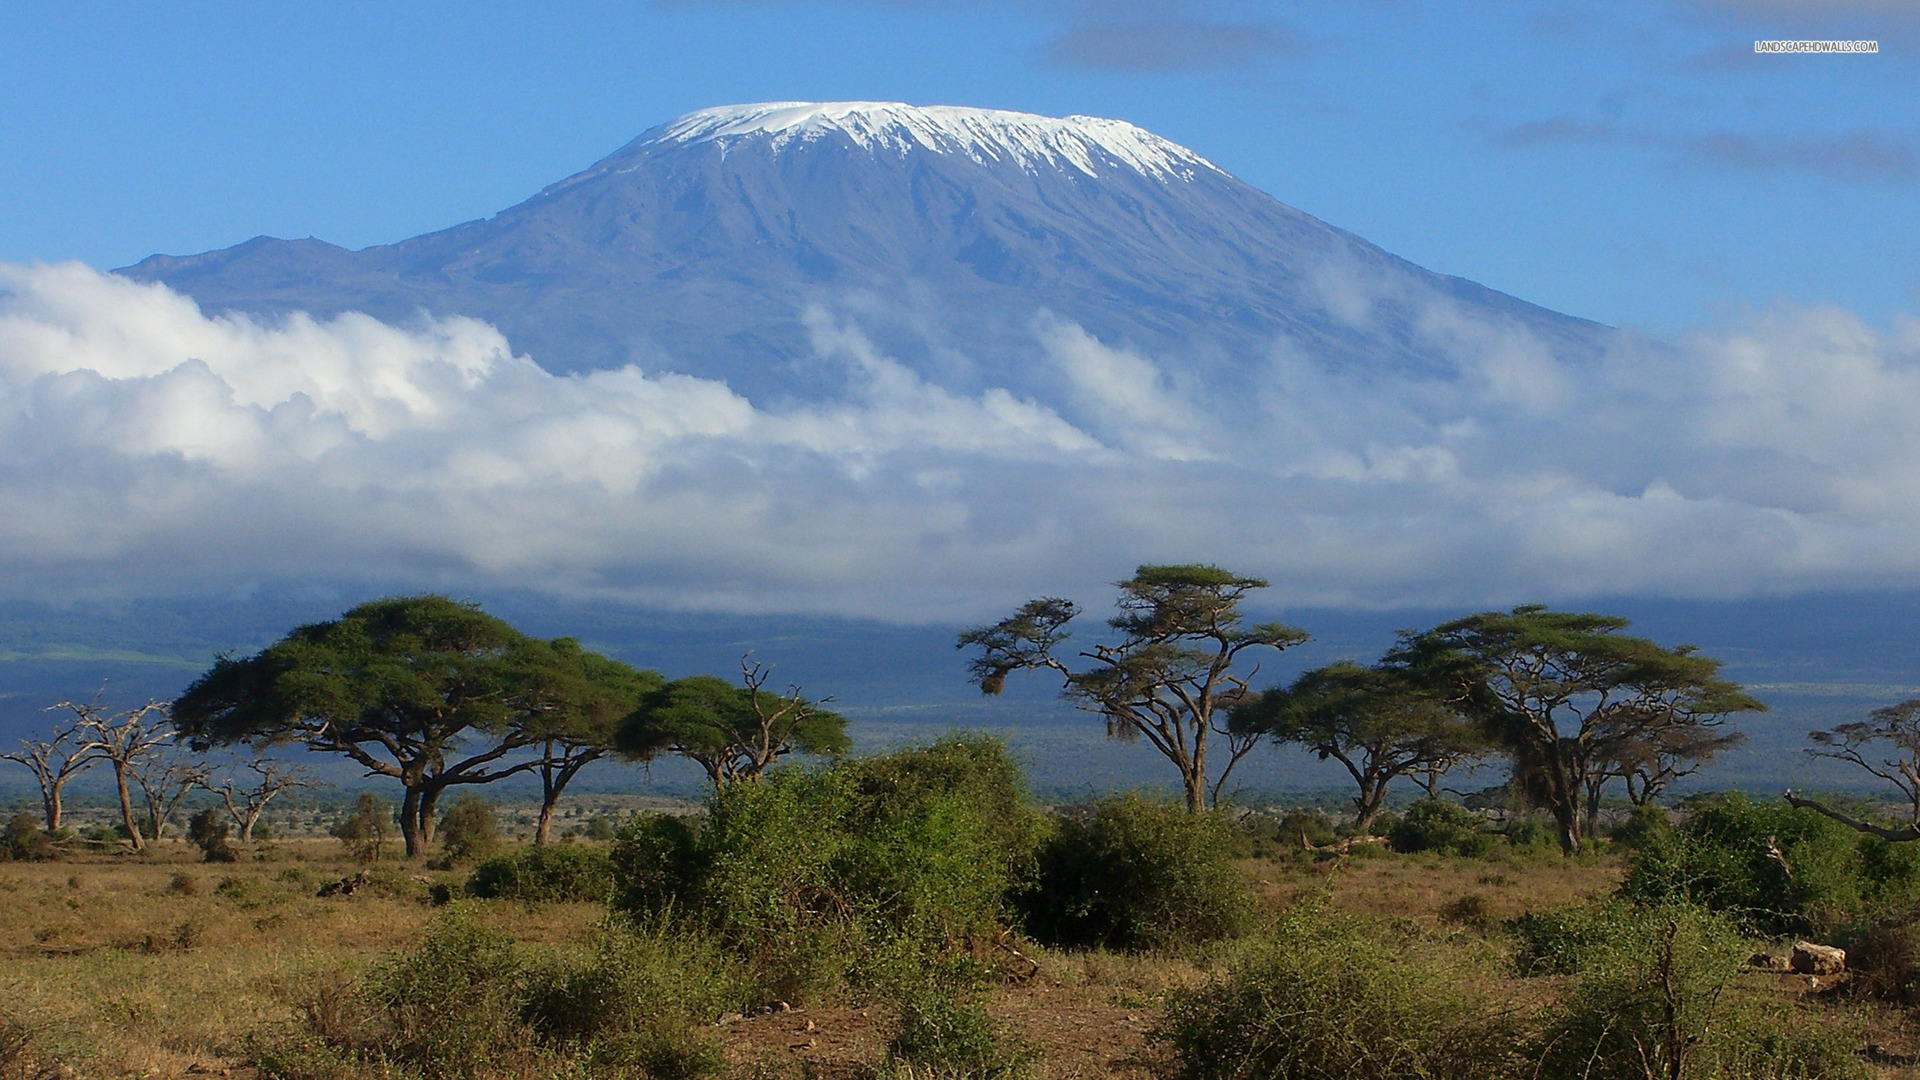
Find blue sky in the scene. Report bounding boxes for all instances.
[1,0,1913,335]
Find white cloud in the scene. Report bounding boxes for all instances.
[5,261,1920,618]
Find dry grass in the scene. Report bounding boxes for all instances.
[0,841,597,1079]
[2,838,1911,1080]
[1252,849,1626,928]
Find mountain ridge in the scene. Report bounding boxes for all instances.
[120,101,1613,404]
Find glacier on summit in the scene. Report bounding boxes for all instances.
[646,101,1222,181]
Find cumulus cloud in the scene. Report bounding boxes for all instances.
[5,261,1920,618]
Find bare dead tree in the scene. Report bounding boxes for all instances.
[1786,700,1920,841]
[205,758,312,842]
[131,748,211,843]
[2,711,102,832]
[68,699,174,851]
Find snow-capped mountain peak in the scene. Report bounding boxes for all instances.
[648,101,1224,182]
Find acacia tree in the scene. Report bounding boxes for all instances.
[1395,606,1763,853]
[1785,700,1920,840]
[520,638,663,844]
[616,657,847,787]
[960,565,1309,813]
[205,758,312,842]
[1231,661,1488,830]
[174,596,656,857]
[2,712,101,833]
[68,700,174,851]
[1578,723,1746,833]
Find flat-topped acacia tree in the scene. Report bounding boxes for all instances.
[960,564,1309,813]
[173,595,658,857]
[616,657,847,787]
[1392,606,1763,854]
[1230,661,1490,831]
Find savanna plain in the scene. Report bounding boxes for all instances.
[5,761,1920,1080]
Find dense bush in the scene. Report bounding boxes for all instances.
[1530,903,1866,1080]
[467,844,614,903]
[1511,901,1637,976]
[1501,813,1559,853]
[1,812,52,861]
[255,908,742,1080]
[436,795,501,865]
[1621,792,1920,936]
[1018,794,1252,952]
[188,807,237,863]
[1151,903,1520,1080]
[610,735,1045,999]
[330,793,391,865]
[1387,799,1494,856]
[881,982,1033,1080]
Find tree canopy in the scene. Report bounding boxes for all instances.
[1392,605,1762,852]
[960,564,1308,812]
[174,595,658,856]
[615,658,847,786]
[1232,661,1488,829]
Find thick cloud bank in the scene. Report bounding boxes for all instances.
[2,261,1918,618]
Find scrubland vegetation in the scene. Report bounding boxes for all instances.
[13,579,1920,1078]
[6,741,1920,1080]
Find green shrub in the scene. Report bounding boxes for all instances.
[188,808,237,863]
[467,844,614,903]
[1621,792,1920,936]
[330,793,391,865]
[1,813,52,861]
[1018,794,1253,952]
[436,795,501,865]
[1501,814,1558,852]
[525,917,749,1041]
[609,736,1046,1000]
[360,909,542,1079]
[1510,901,1637,975]
[1609,803,1675,851]
[1531,903,1866,1080]
[257,908,735,1080]
[1387,799,1493,857]
[882,983,1032,1080]
[837,736,1046,947]
[1151,904,1520,1080]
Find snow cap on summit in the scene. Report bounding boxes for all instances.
[649,101,1223,182]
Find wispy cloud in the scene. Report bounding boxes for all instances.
[1042,16,1301,72]
[1489,115,1917,184]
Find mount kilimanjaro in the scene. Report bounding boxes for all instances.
[121,101,1609,403]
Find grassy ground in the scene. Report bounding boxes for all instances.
[1,838,1910,1080]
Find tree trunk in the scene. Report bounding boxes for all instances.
[240,809,260,843]
[1550,797,1581,854]
[43,785,63,834]
[417,787,441,852]
[1353,777,1387,831]
[400,786,422,858]
[1186,730,1209,813]
[536,800,557,846]
[1182,760,1207,814]
[113,765,143,852]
